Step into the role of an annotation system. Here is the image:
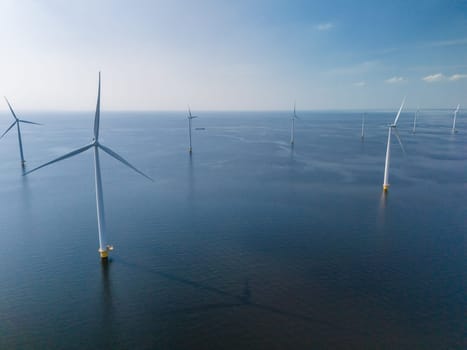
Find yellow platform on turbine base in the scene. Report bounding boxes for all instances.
[383,184,389,192]
[99,249,108,259]
[99,245,114,259]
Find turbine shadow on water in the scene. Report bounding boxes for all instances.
[114,258,374,338]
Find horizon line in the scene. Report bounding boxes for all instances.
[0,107,460,113]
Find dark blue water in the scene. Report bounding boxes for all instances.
[0,111,465,349]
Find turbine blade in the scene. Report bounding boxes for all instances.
[0,121,16,139]
[98,143,153,181]
[4,97,18,120]
[93,72,101,140]
[24,143,93,176]
[19,119,42,125]
[393,97,406,126]
[393,128,406,155]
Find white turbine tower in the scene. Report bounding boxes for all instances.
[25,73,152,259]
[383,97,406,193]
[412,107,419,134]
[290,102,299,145]
[452,104,460,134]
[187,106,198,153]
[1,97,42,167]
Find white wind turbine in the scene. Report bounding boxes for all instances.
[1,97,42,167]
[187,106,198,153]
[25,73,152,259]
[383,97,406,193]
[412,107,419,134]
[290,102,299,145]
[451,104,460,134]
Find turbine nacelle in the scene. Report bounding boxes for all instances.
[187,106,198,119]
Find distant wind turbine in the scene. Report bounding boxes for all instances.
[290,102,299,145]
[25,73,153,259]
[383,97,406,193]
[412,107,419,134]
[1,97,42,167]
[361,112,366,140]
[187,106,198,153]
[452,104,460,134]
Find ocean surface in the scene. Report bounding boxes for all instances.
[0,110,465,349]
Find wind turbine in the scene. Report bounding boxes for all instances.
[290,102,299,145]
[383,97,406,193]
[187,106,198,153]
[1,97,42,167]
[412,107,419,134]
[25,73,152,259]
[361,112,366,140]
[452,104,460,134]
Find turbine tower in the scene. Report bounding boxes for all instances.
[412,107,419,134]
[361,112,366,140]
[452,104,460,134]
[187,106,198,153]
[383,97,406,192]
[25,72,152,259]
[290,102,299,145]
[1,97,42,167]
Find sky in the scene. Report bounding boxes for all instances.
[0,0,466,111]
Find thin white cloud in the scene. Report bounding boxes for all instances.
[424,38,467,48]
[422,73,467,82]
[422,73,446,82]
[385,76,407,84]
[353,81,366,87]
[449,74,467,81]
[316,22,334,31]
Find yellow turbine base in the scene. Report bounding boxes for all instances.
[99,245,114,259]
[99,249,109,259]
[383,184,389,192]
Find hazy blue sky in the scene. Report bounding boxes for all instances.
[0,0,466,110]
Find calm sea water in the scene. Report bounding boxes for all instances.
[0,110,465,349]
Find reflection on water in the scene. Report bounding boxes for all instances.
[101,259,113,320]
[187,153,195,203]
[378,190,388,226]
[99,259,119,348]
